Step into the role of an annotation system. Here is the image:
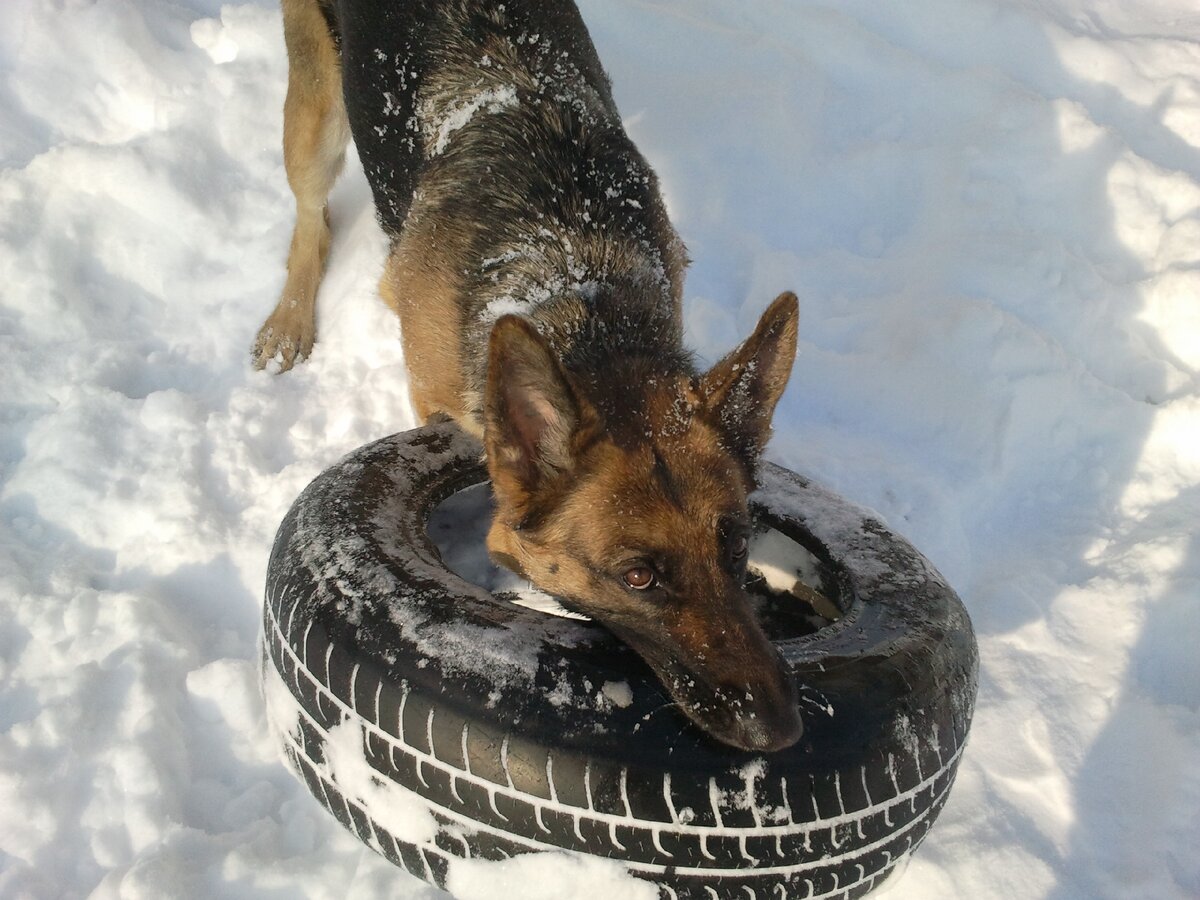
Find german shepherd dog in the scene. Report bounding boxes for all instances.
[254,0,802,752]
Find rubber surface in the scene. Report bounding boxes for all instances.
[260,422,978,899]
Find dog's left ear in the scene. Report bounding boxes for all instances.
[700,291,799,461]
[484,315,595,493]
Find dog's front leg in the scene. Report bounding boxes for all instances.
[253,0,349,371]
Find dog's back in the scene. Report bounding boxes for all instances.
[326,0,689,430]
[334,2,621,229]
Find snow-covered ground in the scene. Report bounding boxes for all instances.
[2,0,1198,897]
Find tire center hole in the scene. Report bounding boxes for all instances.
[427,482,842,636]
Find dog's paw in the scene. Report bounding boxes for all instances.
[252,312,314,372]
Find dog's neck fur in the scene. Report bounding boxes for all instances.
[463,268,692,430]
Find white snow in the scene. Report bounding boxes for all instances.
[318,717,440,850]
[1,0,1198,898]
[446,851,658,900]
[600,681,633,710]
[423,85,519,158]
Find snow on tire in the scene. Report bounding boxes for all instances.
[259,422,978,899]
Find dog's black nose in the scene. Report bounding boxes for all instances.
[732,701,803,752]
[726,650,804,752]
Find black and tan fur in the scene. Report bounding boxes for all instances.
[255,0,802,751]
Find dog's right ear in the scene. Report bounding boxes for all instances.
[699,291,799,463]
[485,316,592,493]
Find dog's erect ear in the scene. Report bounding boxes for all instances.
[700,291,799,461]
[485,315,590,489]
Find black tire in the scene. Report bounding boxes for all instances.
[259,422,978,900]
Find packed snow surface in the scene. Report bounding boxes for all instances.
[1,0,1198,898]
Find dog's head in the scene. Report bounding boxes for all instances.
[483,292,801,752]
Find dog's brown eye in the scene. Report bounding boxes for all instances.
[623,566,656,590]
[731,534,748,560]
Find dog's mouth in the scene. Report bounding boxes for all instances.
[602,622,804,752]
